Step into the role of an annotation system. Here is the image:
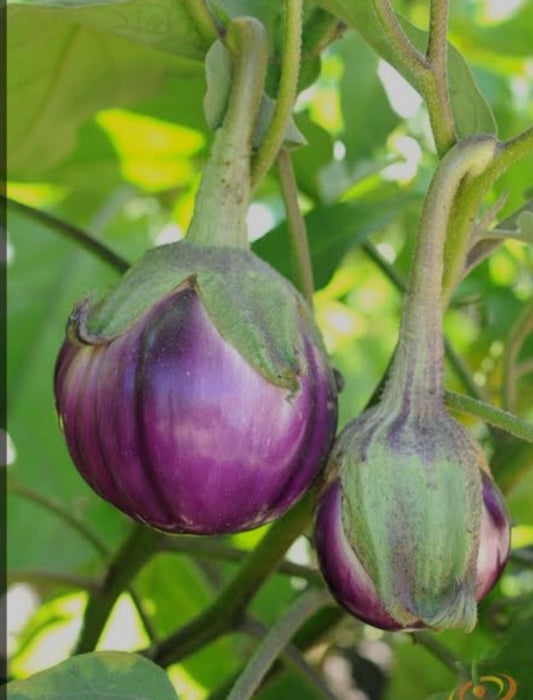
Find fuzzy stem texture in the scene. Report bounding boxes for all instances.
[187,18,268,248]
[252,0,303,188]
[384,136,497,415]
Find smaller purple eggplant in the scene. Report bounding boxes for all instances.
[314,137,511,632]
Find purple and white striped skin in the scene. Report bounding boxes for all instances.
[314,473,510,630]
[55,285,338,534]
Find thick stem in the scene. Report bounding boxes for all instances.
[187,18,268,248]
[424,0,456,153]
[183,0,219,45]
[148,496,312,668]
[160,536,322,585]
[227,589,328,700]
[252,0,303,189]
[384,136,497,413]
[370,0,427,80]
[277,149,315,306]
[75,524,162,654]
[444,391,533,444]
[241,619,337,700]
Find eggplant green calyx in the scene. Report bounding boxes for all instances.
[187,17,268,249]
[69,242,322,393]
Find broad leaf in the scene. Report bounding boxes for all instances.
[337,32,399,163]
[7,0,205,177]
[6,651,179,699]
[253,195,415,290]
[313,0,496,137]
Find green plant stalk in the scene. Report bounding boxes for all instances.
[187,17,268,248]
[444,391,533,445]
[384,136,498,413]
[75,524,163,654]
[227,589,329,700]
[443,125,533,304]
[148,495,312,668]
[277,148,315,306]
[3,197,130,274]
[183,0,219,45]
[252,0,303,188]
[370,0,427,79]
[369,0,454,155]
[424,0,456,152]
[160,537,323,585]
[6,570,97,591]
[361,241,487,402]
[241,618,337,700]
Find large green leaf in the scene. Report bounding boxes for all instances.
[253,194,415,290]
[6,651,179,699]
[313,0,496,137]
[7,0,205,177]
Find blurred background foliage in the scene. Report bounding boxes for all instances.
[5,0,533,698]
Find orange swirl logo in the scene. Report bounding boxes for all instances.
[449,674,517,699]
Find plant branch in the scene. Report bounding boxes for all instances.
[227,589,329,700]
[148,495,312,668]
[277,148,315,306]
[160,536,323,585]
[370,0,427,79]
[252,0,303,188]
[443,126,533,304]
[444,391,533,444]
[3,196,130,274]
[424,0,456,153]
[207,606,344,700]
[6,569,97,591]
[411,631,467,676]
[183,0,219,45]
[75,524,163,654]
[361,241,485,400]
[241,618,338,700]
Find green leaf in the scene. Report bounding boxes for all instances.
[337,32,399,163]
[7,1,205,177]
[6,651,179,699]
[253,194,415,290]
[313,0,496,137]
[291,112,335,202]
